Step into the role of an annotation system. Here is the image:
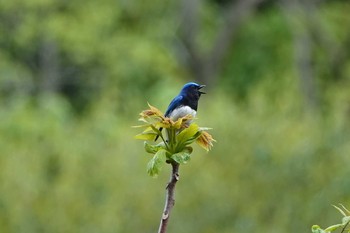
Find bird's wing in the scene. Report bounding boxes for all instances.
[165,95,183,117]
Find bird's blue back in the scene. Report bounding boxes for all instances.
[165,95,183,117]
[164,82,203,117]
[154,82,204,141]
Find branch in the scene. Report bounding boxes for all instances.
[157,162,180,233]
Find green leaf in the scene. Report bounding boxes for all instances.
[183,131,202,145]
[147,149,167,177]
[132,124,151,128]
[137,118,148,123]
[311,225,325,233]
[183,146,193,154]
[339,204,350,214]
[134,132,157,141]
[144,141,166,154]
[342,216,350,225]
[142,126,154,133]
[324,224,344,232]
[333,205,348,217]
[171,151,191,164]
[176,123,199,145]
[199,127,213,131]
[150,124,162,135]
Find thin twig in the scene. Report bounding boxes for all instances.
[157,162,180,233]
[340,220,350,233]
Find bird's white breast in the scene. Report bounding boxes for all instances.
[169,106,196,121]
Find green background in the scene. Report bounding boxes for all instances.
[1,0,350,232]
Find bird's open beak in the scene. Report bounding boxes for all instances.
[199,85,206,94]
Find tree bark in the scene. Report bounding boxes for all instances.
[157,162,180,233]
[280,0,319,111]
[178,0,263,86]
[204,0,263,85]
[39,37,60,93]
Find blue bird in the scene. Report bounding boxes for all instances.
[155,82,206,141]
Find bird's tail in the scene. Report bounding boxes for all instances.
[154,127,163,141]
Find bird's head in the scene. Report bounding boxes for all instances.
[180,82,206,100]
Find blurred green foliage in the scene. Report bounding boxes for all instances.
[1,0,350,232]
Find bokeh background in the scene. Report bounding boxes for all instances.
[1,0,350,232]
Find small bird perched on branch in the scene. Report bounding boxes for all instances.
[155,82,206,141]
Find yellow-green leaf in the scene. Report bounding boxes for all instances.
[173,118,183,129]
[183,146,193,154]
[132,124,151,128]
[176,123,199,145]
[134,132,157,141]
[311,225,324,233]
[333,205,348,217]
[339,204,350,214]
[144,141,166,154]
[342,216,350,225]
[324,224,343,232]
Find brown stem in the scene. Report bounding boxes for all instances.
[157,162,180,233]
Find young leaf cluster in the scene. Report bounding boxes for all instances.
[312,204,350,233]
[134,104,215,177]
